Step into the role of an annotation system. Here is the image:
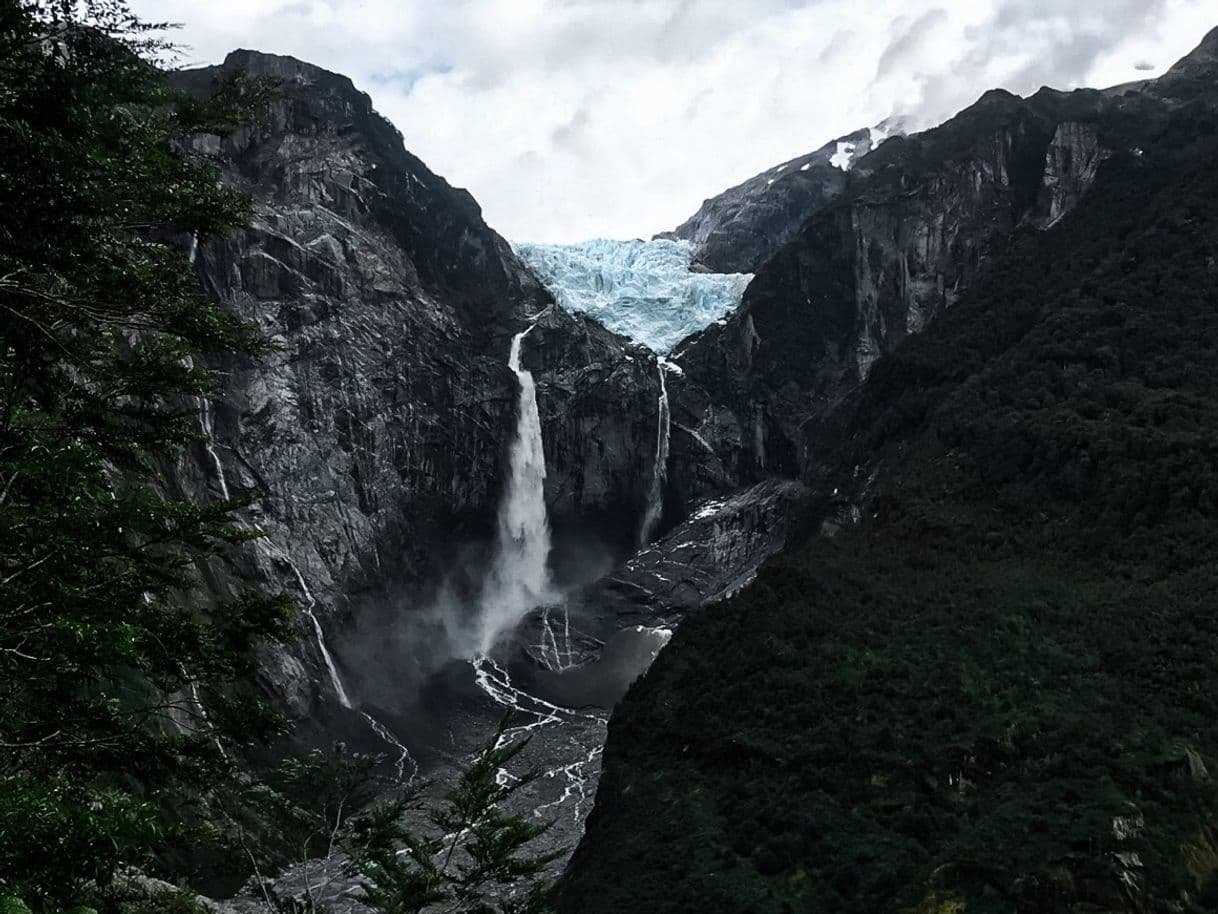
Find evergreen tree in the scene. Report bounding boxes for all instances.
[0,2,288,908]
[345,721,559,914]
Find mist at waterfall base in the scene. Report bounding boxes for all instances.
[334,325,561,679]
[318,320,622,774]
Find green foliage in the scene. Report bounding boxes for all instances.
[147,744,378,899]
[559,83,1218,914]
[568,557,1218,913]
[846,107,1218,579]
[239,744,379,885]
[0,2,285,909]
[345,718,559,914]
[92,875,212,914]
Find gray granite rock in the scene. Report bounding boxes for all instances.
[165,52,665,723]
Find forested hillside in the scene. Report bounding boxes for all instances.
[559,65,1218,914]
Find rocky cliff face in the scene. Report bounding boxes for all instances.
[664,79,1182,501]
[163,54,831,907]
[167,51,664,721]
[171,45,1162,726]
[657,120,908,275]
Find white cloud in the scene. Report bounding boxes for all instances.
[132,0,1215,243]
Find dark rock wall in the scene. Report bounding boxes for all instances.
[666,85,1158,502]
[168,51,662,715]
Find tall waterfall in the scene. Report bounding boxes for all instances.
[639,358,671,545]
[477,321,553,654]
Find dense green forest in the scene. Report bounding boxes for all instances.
[559,79,1218,914]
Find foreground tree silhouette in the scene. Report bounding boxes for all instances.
[0,2,288,908]
[345,721,560,914]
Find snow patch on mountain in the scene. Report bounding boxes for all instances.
[830,141,857,171]
[514,238,752,353]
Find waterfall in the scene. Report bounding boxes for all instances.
[476,321,554,654]
[197,395,231,501]
[280,550,417,780]
[283,556,353,709]
[638,358,671,545]
[182,352,231,502]
[260,522,413,781]
[304,608,353,709]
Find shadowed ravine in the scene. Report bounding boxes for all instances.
[207,224,798,910]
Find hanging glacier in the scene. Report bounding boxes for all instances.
[513,238,752,353]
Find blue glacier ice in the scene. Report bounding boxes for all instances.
[513,238,752,353]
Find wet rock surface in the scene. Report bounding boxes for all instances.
[595,479,809,618]
[177,36,1207,907]
[210,471,804,912]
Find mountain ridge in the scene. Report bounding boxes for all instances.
[657,28,1218,519]
[559,25,1218,914]
[654,120,910,274]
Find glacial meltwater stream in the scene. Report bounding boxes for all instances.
[639,359,671,545]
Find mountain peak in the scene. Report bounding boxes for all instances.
[218,48,361,95]
[1145,24,1218,103]
[1164,25,1218,76]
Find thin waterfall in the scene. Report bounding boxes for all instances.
[638,358,671,545]
[476,320,554,654]
[280,552,416,779]
[182,351,230,502]
[197,395,230,501]
[284,556,353,709]
[305,608,353,709]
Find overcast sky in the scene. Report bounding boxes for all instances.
[132,0,1215,243]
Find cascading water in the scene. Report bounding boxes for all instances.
[638,358,671,545]
[279,548,419,782]
[476,320,554,654]
[513,237,751,552]
[305,609,352,709]
[537,604,578,671]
